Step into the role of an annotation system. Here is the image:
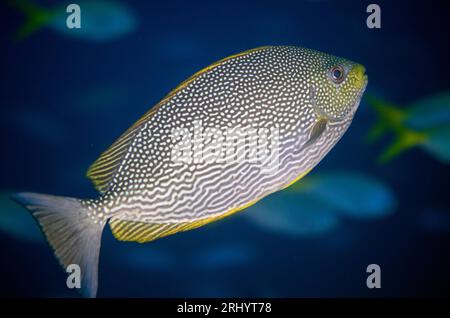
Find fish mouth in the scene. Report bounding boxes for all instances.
[354,65,368,103]
[353,64,367,85]
[352,74,368,113]
[345,64,368,119]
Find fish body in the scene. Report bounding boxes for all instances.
[13,46,367,297]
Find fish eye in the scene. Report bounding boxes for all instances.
[330,66,345,83]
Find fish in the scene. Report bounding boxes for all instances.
[9,0,137,41]
[246,171,394,237]
[366,92,450,163]
[245,193,341,237]
[291,171,396,219]
[406,92,450,130]
[13,46,368,297]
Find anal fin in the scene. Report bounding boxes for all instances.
[109,218,212,243]
[109,199,260,243]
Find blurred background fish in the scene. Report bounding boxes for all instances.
[366,92,450,163]
[8,0,138,41]
[246,194,340,238]
[245,171,395,237]
[292,171,396,220]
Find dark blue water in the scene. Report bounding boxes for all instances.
[1,0,449,297]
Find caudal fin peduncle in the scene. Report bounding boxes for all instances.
[365,95,427,163]
[12,192,105,298]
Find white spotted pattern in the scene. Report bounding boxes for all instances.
[82,46,368,228]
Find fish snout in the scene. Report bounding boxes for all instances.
[351,64,368,89]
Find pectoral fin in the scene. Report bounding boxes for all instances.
[303,117,328,149]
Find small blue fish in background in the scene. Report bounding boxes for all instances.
[245,171,395,237]
[246,194,341,238]
[366,92,450,163]
[0,192,43,243]
[190,244,256,270]
[9,0,138,41]
[293,171,396,220]
[417,209,450,235]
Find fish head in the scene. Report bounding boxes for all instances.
[307,51,368,123]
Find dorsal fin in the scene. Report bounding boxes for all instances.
[86,46,271,193]
[86,123,142,193]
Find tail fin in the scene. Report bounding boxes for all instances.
[12,193,105,298]
[365,95,426,163]
[8,0,54,40]
[365,95,406,142]
[377,130,427,163]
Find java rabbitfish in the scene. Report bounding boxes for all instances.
[13,46,368,297]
